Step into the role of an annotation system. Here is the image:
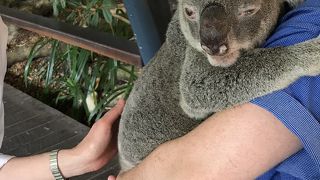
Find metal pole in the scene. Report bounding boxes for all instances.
[124,0,162,65]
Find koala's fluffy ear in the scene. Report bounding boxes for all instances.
[285,0,304,8]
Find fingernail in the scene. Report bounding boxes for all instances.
[108,176,115,180]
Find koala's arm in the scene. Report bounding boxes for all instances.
[180,38,320,119]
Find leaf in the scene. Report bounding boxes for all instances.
[45,40,60,88]
[67,1,79,8]
[55,94,68,104]
[59,0,66,8]
[103,0,115,8]
[88,0,99,8]
[90,13,100,27]
[75,50,90,82]
[53,0,59,17]
[102,8,113,24]
[66,12,76,22]
[24,38,50,86]
[92,89,126,122]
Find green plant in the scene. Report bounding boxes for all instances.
[24,0,137,125]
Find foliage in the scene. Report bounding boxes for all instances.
[24,0,137,125]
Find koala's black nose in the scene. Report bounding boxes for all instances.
[200,3,230,55]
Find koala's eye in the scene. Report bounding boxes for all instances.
[238,5,261,17]
[243,9,256,16]
[184,5,197,20]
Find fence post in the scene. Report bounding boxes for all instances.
[124,0,170,65]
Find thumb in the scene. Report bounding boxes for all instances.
[101,99,125,124]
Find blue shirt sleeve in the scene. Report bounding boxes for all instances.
[251,1,320,179]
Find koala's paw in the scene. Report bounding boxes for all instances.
[180,94,213,120]
[118,140,141,172]
[118,154,138,172]
[298,37,320,76]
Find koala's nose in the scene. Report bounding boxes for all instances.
[201,44,228,56]
[200,3,230,55]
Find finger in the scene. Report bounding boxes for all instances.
[107,175,116,180]
[102,99,126,124]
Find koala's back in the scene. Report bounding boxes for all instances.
[118,15,199,170]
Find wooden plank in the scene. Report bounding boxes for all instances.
[0,5,142,67]
[40,134,84,153]
[4,114,49,138]
[2,116,83,153]
[8,127,80,156]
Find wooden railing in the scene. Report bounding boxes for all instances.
[0,5,142,67]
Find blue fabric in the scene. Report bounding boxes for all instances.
[251,1,320,179]
[124,0,163,65]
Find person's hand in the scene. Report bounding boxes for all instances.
[58,99,125,178]
[108,175,116,180]
[108,171,134,180]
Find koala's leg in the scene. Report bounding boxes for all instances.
[180,38,320,119]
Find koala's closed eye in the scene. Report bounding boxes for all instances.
[238,4,261,17]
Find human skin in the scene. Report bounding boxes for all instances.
[0,100,125,180]
[110,103,301,180]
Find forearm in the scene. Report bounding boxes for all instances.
[177,103,302,179]
[119,103,302,179]
[0,100,124,180]
[0,149,91,180]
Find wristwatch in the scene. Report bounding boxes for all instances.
[49,149,65,180]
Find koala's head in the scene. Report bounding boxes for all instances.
[178,0,284,67]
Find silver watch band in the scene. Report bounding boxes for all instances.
[49,149,65,180]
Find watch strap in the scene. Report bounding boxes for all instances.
[49,149,65,180]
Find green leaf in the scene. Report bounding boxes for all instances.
[67,1,80,8]
[45,40,60,88]
[75,50,90,82]
[52,0,59,17]
[103,0,115,8]
[59,0,66,8]
[88,0,99,8]
[90,13,100,27]
[66,12,76,22]
[92,89,126,122]
[102,8,113,24]
[24,38,50,86]
[55,94,68,104]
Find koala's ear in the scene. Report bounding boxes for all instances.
[183,4,198,21]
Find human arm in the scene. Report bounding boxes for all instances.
[0,100,125,180]
[114,103,301,180]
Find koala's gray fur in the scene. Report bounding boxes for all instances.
[118,0,319,171]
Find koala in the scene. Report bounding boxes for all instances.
[118,0,320,171]
[178,0,309,119]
